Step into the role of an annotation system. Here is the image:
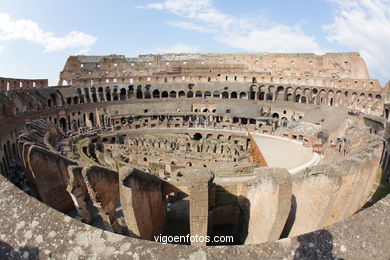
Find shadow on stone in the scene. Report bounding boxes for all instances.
[0,241,40,260]
[280,194,297,238]
[293,229,343,260]
[208,185,249,245]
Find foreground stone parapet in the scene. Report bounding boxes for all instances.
[287,164,342,237]
[27,145,75,212]
[237,167,292,244]
[119,167,176,240]
[0,174,389,259]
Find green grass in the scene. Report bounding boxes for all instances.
[74,138,100,166]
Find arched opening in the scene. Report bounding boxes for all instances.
[187,91,194,98]
[195,91,202,97]
[153,89,160,98]
[112,88,119,101]
[272,113,279,119]
[98,87,104,101]
[204,91,211,98]
[239,92,247,99]
[178,91,185,98]
[222,91,229,99]
[144,90,151,99]
[275,86,284,101]
[91,87,97,102]
[89,112,95,126]
[128,85,135,98]
[120,88,127,101]
[73,96,79,104]
[213,91,220,98]
[105,87,112,101]
[59,117,67,131]
[47,99,52,108]
[193,133,203,140]
[161,91,168,98]
[169,91,177,98]
[231,92,237,99]
[259,92,265,100]
[66,97,72,105]
[136,86,143,99]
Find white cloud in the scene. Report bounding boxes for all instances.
[325,0,390,83]
[138,0,324,53]
[0,13,96,52]
[129,43,199,56]
[167,21,212,33]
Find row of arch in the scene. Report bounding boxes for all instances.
[59,85,383,113]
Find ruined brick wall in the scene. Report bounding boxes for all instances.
[0,77,48,90]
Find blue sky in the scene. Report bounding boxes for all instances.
[0,0,390,86]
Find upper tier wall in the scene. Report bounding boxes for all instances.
[59,53,376,89]
[0,77,48,91]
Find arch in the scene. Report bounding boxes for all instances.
[169,91,177,98]
[272,113,279,119]
[59,117,67,131]
[112,88,119,101]
[193,133,203,140]
[217,134,224,139]
[89,112,95,126]
[152,89,160,98]
[195,91,203,97]
[144,90,151,99]
[120,88,127,101]
[213,91,220,98]
[105,87,112,101]
[98,87,104,101]
[187,91,194,98]
[222,91,229,99]
[73,96,79,104]
[91,87,97,102]
[266,92,273,101]
[47,99,52,108]
[239,92,247,99]
[204,91,211,98]
[136,85,143,99]
[66,97,72,105]
[231,92,238,99]
[128,85,135,99]
[178,91,185,98]
[161,91,168,98]
[275,86,284,101]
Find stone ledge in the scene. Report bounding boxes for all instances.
[0,174,389,259]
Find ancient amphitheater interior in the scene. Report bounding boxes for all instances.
[0,52,389,259]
